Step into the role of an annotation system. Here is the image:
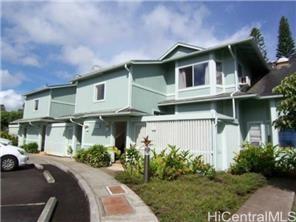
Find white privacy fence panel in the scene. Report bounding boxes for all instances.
[145,119,214,164]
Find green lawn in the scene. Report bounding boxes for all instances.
[116,173,266,222]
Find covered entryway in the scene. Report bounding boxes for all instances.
[114,122,127,154]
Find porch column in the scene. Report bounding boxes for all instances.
[126,120,132,147]
[269,99,279,145]
[72,125,77,153]
[110,122,115,146]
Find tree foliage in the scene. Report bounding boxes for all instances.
[273,73,296,130]
[250,27,268,61]
[0,111,23,131]
[276,16,296,59]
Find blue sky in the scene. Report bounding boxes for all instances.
[1,1,296,110]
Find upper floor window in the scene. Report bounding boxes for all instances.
[216,61,223,85]
[34,100,39,111]
[95,83,105,101]
[179,62,209,89]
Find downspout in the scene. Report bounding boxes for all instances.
[228,44,240,120]
[116,63,132,113]
[70,118,83,127]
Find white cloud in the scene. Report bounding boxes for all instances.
[0,89,24,111]
[1,41,40,66]
[0,69,25,89]
[61,45,106,73]
[2,2,256,74]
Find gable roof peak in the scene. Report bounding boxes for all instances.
[159,42,204,60]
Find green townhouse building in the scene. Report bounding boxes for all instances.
[9,38,296,171]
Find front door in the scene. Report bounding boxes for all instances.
[115,122,127,154]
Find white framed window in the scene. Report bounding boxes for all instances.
[94,82,105,101]
[178,62,209,89]
[34,100,39,111]
[216,61,223,85]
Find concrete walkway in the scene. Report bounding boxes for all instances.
[235,185,295,222]
[29,154,158,222]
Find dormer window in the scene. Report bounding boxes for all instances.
[34,100,39,111]
[94,82,105,101]
[179,62,209,89]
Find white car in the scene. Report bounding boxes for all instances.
[0,139,29,171]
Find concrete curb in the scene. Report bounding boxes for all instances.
[34,163,44,170]
[37,197,57,222]
[36,158,101,222]
[43,170,55,183]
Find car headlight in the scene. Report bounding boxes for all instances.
[18,149,26,155]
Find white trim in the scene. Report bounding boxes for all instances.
[110,122,115,146]
[51,123,69,127]
[175,61,179,99]
[269,99,279,145]
[132,83,167,97]
[224,84,236,88]
[142,113,214,122]
[258,95,283,99]
[51,100,75,106]
[177,60,209,70]
[209,54,216,95]
[178,85,210,92]
[159,42,203,60]
[177,61,210,92]
[93,82,106,102]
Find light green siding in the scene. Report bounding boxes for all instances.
[177,103,212,114]
[50,102,75,117]
[216,122,240,170]
[23,91,50,118]
[132,64,167,114]
[25,125,41,146]
[216,100,233,117]
[132,86,166,114]
[178,87,211,98]
[164,64,175,95]
[222,56,236,86]
[133,65,166,93]
[75,69,128,114]
[51,87,76,103]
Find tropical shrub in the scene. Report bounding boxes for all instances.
[22,142,39,153]
[74,145,110,167]
[0,131,18,146]
[150,145,216,180]
[274,147,296,177]
[230,143,296,177]
[121,144,143,175]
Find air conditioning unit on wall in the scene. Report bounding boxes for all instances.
[239,76,251,87]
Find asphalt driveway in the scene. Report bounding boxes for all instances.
[1,164,89,222]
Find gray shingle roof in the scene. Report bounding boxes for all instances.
[247,58,296,96]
